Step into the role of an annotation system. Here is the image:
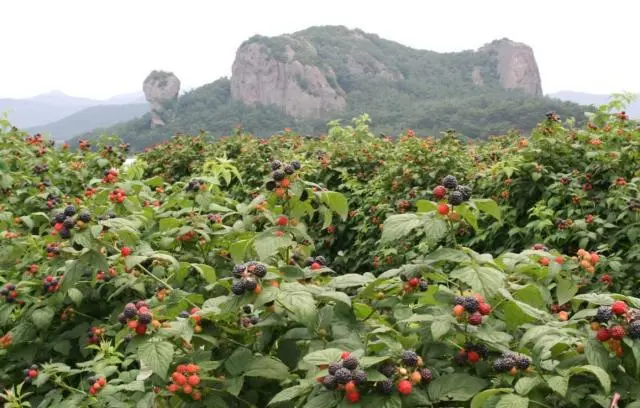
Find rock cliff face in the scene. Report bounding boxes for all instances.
[230,41,346,120]
[480,38,543,96]
[143,71,180,128]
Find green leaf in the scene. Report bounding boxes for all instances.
[473,198,501,220]
[431,319,451,341]
[470,388,512,408]
[279,290,317,328]
[318,291,351,307]
[584,339,610,370]
[556,279,578,305]
[60,261,84,294]
[244,356,290,380]
[514,376,543,395]
[450,265,505,298]
[67,288,83,306]
[191,263,216,283]
[496,394,528,408]
[229,239,251,263]
[423,217,449,246]
[566,365,611,393]
[138,340,174,380]
[32,307,55,330]
[159,217,182,231]
[428,373,489,401]
[268,384,313,405]
[330,274,374,289]
[303,392,338,408]
[321,191,349,219]
[381,214,423,243]
[416,200,437,213]
[303,349,343,365]
[125,255,148,270]
[225,347,253,376]
[254,231,293,261]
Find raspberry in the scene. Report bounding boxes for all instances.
[55,213,66,223]
[231,280,246,295]
[291,160,301,170]
[352,370,367,385]
[284,165,295,175]
[433,185,447,199]
[310,262,321,270]
[265,181,276,191]
[401,350,419,367]
[63,217,76,228]
[60,228,71,239]
[271,160,282,171]
[253,264,267,278]
[610,325,626,340]
[345,390,360,403]
[342,356,359,370]
[408,277,419,287]
[64,205,77,217]
[462,297,479,313]
[328,362,341,375]
[442,175,457,189]
[493,358,510,372]
[448,191,464,206]
[611,301,627,315]
[276,216,288,226]
[397,379,412,395]
[123,303,138,318]
[467,351,481,363]
[334,368,352,384]
[322,375,337,390]
[456,185,472,201]
[596,327,611,342]
[595,306,613,323]
[243,279,258,292]
[437,203,449,215]
[475,344,489,359]
[78,212,91,222]
[515,356,530,369]
[454,296,464,305]
[478,303,492,316]
[120,247,132,257]
[138,311,153,325]
[418,280,429,291]
[629,320,640,339]
[419,368,432,382]
[378,363,396,378]
[468,312,483,325]
[377,379,393,394]
[118,313,127,324]
[272,170,285,181]
[232,264,246,277]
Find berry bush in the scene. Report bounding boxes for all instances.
[0,101,639,407]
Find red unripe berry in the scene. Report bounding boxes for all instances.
[120,247,132,257]
[590,253,600,264]
[276,216,288,226]
[192,391,202,400]
[555,256,565,264]
[311,262,321,270]
[173,372,187,385]
[346,390,360,403]
[611,301,627,315]
[610,325,626,340]
[408,277,420,287]
[437,203,449,216]
[187,375,200,386]
[539,257,550,266]
[186,363,200,373]
[397,379,413,395]
[344,381,357,393]
[596,327,611,342]
[98,377,106,387]
[433,185,447,199]
[341,351,351,359]
[478,303,492,316]
[28,369,38,378]
[183,385,193,394]
[167,383,179,393]
[468,312,483,325]
[54,223,64,232]
[135,323,147,335]
[467,351,481,363]
[89,386,97,395]
[127,320,138,329]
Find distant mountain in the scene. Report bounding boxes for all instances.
[548,91,640,118]
[26,103,149,141]
[106,91,146,104]
[27,90,101,107]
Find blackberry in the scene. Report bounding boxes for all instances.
[475,344,489,359]
[401,350,419,367]
[328,362,342,375]
[59,228,71,239]
[493,358,510,372]
[323,375,338,390]
[595,306,613,323]
[63,217,76,228]
[231,280,246,295]
[334,367,352,384]
[342,356,359,370]
[300,189,309,201]
[123,303,138,318]
[448,191,464,206]
[78,212,91,223]
[291,160,301,170]
[249,316,259,325]
[271,160,282,171]
[242,305,253,314]
[315,256,327,266]
[138,312,153,325]
[454,296,464,305]
[283,165,295,175]
[55,213,66,223]
[456,185,472,201]
[418,280,429,291]
[515,356,530,370]
[454,351,468,365]
[352,370,367,385]
[442,175,458,189]
[377,379,394,394]
[629,320,640,339]
[253,264,267,278]
[265,181,276,191]
[64,205,77,217]
[179,311,190,318]
[243,279,258,292]
[462,297,479,313]
[419,368,433,382]
[272,170,285,181]
[305,257,315,266]
[378,363,396,378]
[118,313,127,324]
[233,264,246,277]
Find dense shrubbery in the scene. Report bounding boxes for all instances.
[0,101,639,407]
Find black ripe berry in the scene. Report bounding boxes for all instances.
[231,280,246,295]
[328,362,341,375]
[272,170,285,181]
[242,305,253,314]
[456,185,472,201]
[595,306,613,323]
[401,350,419,367]
[63,217,76,228]
[454,296,464,305]
[352,369,367,385]
[55,213,66,223]
[323,375,338,390]
[138,311,153,325]
[253,264,267,278]
[233,264,246,278]
[516,356,530,369]
[462,297,479,313]
[64,205,77,217]
[418,280,429,291]
[265,181,276,191]
[493,358,510,372]
[271,160,282,171]
[243,278,258,292]
[629,320,640,339]
[334,368,352,384]
[342,356,359,370]
[249,316,259,325]
[377,379,393,394]
[448,191,464,206]
[419,368,433,382]
[442,175,458,189]
[291,160,301,170]
[78,212,91,223]
[59,228,71,239]
[378,363,396,378]
[300,189,309,201]
[124,303,138,318]
[284,165,295,175]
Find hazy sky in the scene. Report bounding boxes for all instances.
[2,0,638,99]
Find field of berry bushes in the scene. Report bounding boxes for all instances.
[0,99,639,408]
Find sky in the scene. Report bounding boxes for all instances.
[1,0,638,99]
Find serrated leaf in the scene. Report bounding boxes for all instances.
[470,388,512,408]
[244,356,290,380]
[514,376,543,395]
[496,394,528,408]
[67,288,83,305]
[32,307,55,330]
[268,384,313,405]
[566,365,610,393]
[428,373,488,401]
[191,263,216,283]
[138,340,174,380]
[431,319,451,340]
[556,278,578,305]
[473,198,501,220]
[450,265,505,298]
[303,348,343,365]
[381,214,423,243]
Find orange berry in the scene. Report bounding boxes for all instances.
[453,304,465,317]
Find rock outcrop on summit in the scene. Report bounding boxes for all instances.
[143,71,180,128]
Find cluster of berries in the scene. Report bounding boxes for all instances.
[239,304,260,328]
[167,364,202,400]
[22,365,39,384]
[545,111,560,122]
[179,308,203,333]
[78,139,91,150]
[453,294,492,325]
[46,243,61,258]
[33,163,49,174]
[400,275,429,293]
[87,326,105,345]
[208,213,223,224]
[87,376,107,395]
[42,275,60,293]
[321,352,367,403]
[433,175,472,206]
[628,198,640,212]
[231,262,267,295]
[305,256,327,271]
[45,193,62,209]
[96,267,118,282]
[118,301,153,336]
[454,343,489,365]
[102,168,119,184]
[0,333,12,348]
[0,284,18,303]
[51,206,87,239]
[109,188,127,203]
[396,200,411,213]
[185,179,205,192]
[576,249,599,274]
[375,350,432,397]
[25,133,45,145]
[493,352,531,374]
[25,264,39,275]
[266,160,301,192]
[593,301,640,349]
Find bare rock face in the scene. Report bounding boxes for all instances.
[230,41,346,120]
[143,71,180,128]
[480,39,542,96]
